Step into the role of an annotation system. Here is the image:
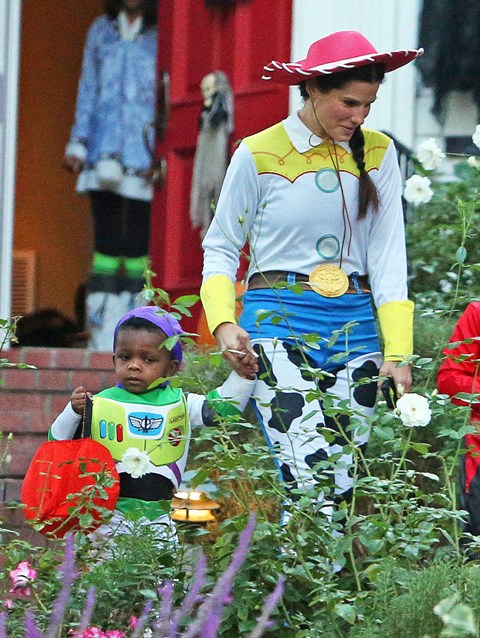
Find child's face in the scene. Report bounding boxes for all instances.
[113,328,180,394]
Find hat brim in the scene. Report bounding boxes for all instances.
[262,48,424,84]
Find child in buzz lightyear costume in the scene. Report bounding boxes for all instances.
[49,306,255,545]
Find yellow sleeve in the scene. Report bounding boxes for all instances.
[377,300,414,361]
[200,274,237,335]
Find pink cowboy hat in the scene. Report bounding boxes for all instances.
[262,31,423,84]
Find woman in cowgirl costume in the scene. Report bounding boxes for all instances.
[200,31,423,518]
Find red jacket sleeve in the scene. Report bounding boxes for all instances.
[437,302,480,421]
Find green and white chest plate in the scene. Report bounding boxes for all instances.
[91,391,189,466]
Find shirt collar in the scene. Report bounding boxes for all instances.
[283,111,351,154]
[118,10,143,41]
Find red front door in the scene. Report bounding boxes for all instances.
[150,0,292,334]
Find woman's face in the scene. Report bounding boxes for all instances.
[122,0,145,13]
[306,80,380,142]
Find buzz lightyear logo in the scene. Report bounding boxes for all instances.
[127,412,165,439]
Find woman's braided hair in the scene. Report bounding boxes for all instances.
[299,63,386,219]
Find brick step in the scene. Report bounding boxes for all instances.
[4,347,114,370]
[0,501,52,545]
[0,366,117,392]
[1,347,117,501]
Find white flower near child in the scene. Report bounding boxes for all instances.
[120,448,152,479]
[395,393,432,428]
[416,138,445,171]
[403,174,434,206]
[472,124,480,150]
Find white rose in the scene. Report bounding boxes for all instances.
[439,279,453,293]
[472,124,480,150]
[120,448,152,479]
[416,138,445,171]
[467,155,480,168]
[403,174,434,206]
[395,393,432,428]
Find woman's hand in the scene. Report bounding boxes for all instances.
[378,360,412,396]
[214,322,259,378]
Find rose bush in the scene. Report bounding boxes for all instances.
[405,125,480,315]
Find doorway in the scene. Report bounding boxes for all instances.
[13,0,102,324]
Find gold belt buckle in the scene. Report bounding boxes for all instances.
[309,264,349,297]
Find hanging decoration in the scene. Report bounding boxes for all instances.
[189,71,234,238]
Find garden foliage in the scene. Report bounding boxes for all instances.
[2,134,480,636]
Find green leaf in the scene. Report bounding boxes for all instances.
[173,294,199,308]
[411,442,431,454]
[416,471,440,482]
[361,538,385,554]
[373,425,395,440]
[455,246,467,264]
[190,467,210,487]
[335,603,356,625]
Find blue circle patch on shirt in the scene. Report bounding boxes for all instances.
[315,168,339,193]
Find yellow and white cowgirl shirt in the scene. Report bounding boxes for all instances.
[201,111,413,361]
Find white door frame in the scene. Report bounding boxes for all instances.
[0,0,21,328]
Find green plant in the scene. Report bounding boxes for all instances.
[5,144,480,638]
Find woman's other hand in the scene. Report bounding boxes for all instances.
[378,360,412,396]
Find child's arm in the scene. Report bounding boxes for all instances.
[186,370,256,427]
[49,386,91,440]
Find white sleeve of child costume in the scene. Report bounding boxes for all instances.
[186,370,256,427]
[217,370,256,411]
[49,402,82,440]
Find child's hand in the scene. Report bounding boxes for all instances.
[71,386,91,416]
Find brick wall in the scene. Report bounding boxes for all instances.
[0,348,117,535]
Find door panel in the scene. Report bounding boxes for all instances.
[151,0,292,332]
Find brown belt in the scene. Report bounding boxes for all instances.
[247,271,371,294]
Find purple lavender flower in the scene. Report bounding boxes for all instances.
[78,586,96,634]
[24,610,43,638]
[45,534,79,638]
[130,600,153,638]
[0,612,8,638]
[181,514,272,638]
[248,576,284,638]
[168,553,207,637]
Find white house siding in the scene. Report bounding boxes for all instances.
[0,1,21,325]
[416,89,479,146]
[290,0,479,155]
[290,0,422,149]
